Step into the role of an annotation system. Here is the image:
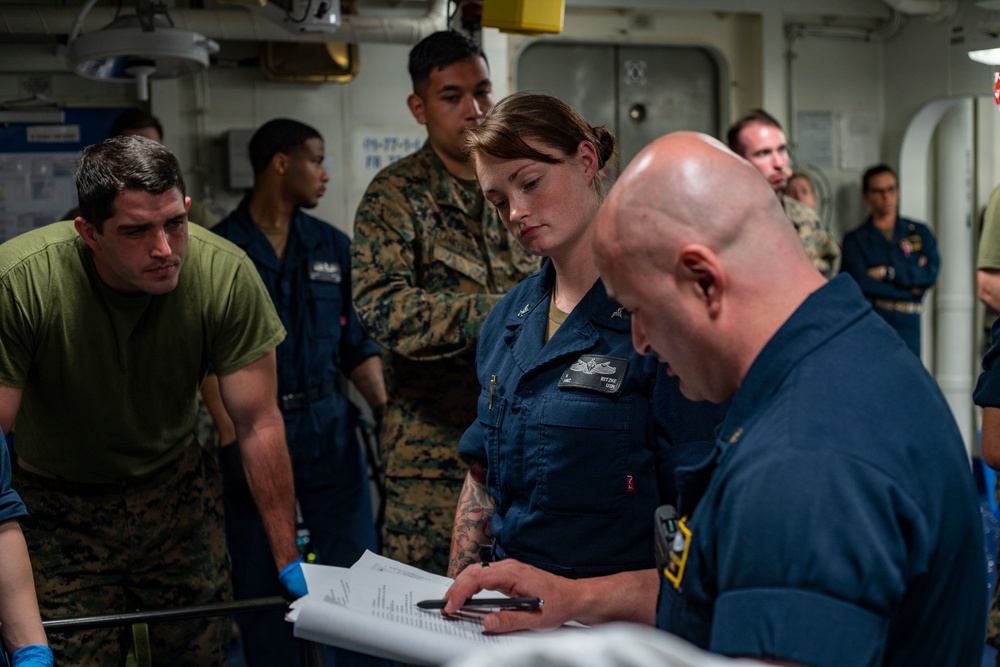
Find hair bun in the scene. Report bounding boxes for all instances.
[591,125,616,169]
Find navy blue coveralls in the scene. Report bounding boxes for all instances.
[459,261,726,578]
[840,215,939,356]
[212,199,382,667]
[655,276,984,666]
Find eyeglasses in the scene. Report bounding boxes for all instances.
[867,185,898,196]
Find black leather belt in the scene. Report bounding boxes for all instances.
[280,381,337,411]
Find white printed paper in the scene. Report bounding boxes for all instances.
[290,551,575,666]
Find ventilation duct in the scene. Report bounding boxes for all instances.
[0,1,448,45]
[880,0,957,21]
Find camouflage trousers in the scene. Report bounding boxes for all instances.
[15,443,232,667]
[382,477,464,576]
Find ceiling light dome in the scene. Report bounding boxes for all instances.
[67,8,219,101]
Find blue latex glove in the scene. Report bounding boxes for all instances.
[279,557,308,598]
[11,645,54,667]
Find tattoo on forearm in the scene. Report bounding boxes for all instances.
[448,474,495,578]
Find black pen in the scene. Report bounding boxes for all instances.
[416,597,543,610]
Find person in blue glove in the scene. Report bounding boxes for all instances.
[206,118,388,667]
[0,437,52,666]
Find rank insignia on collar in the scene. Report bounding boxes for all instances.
[654,504,691,589]
[612,306,626,319]
[517,304,530,318]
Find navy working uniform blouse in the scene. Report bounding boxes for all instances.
[657,276,984,667]
[459,260,726,579]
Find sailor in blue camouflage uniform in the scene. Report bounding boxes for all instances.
[210,119,387,667]
[840,164,939,356]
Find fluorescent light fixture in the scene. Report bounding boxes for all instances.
[969,47,1000,65]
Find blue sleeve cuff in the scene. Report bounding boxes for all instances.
[340,342,382,376]
[975,368,1000,407]
[977,319,1000,407]
[457,419,486,465]
[710,588,885,665]
[0,488,27,524]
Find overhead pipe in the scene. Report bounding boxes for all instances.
[881,0,956,22]
[784,11,903,181]
[932,99,976,460]
[0,0,448,44]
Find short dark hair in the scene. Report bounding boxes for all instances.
[788,172,814,187]
[76,135,185,232]
[862,164,897,193]
[408,31,487,95]
[248,118,322,176]
[109,107,164,141]
[726,109,782,156]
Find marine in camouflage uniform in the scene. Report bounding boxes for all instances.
[724,109,840,279]
[352,142,538,574]
[782,194,841,278]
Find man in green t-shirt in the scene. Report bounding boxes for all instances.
[0,136,301,666]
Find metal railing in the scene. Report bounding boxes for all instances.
[40,597,326,667]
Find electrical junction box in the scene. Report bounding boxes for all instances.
[225,129,255,191]
[255,0,342,34]
[482,0,564,35]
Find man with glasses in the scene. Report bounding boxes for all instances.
[841,164,940,356]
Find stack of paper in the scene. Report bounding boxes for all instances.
[287,551,578,666]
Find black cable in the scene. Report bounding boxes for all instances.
[287,0,315,24]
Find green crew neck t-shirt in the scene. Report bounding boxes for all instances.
[0,221,285,482]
